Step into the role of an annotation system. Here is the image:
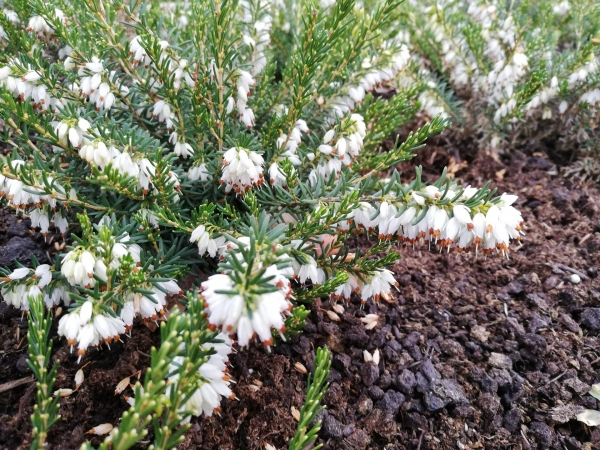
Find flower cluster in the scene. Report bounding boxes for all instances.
[152,100,175,129]
[330,39,411,118]
[79,139,119,169]
[0,63,63,110]
[129,36,152,68]
[331,269,398,305]
[121,280,181,325]
[78,58,117,111]
[61,249,101,288]
[56,239,181,356]
[57,300,127,362]
[220,146,265,194]
[201,263,293,348]
[53,117,91,148]
[1,160,72,234]
[1,264,60,311]
[201,236,293,348]
[188,162,210,182]
[351,183,524,257]
[27,8,67,41]
[310,113,366,183]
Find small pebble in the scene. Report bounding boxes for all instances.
[322,415,343,439]
[489,352,513,370]
[367,385,384,400]
[396,369,417,394]
[376,390,405,413]
[569,274,581,284]
[356,395,373,415]
[342,424,356,437]
[530,421,553,447]
[361,362,380,386]
[581,308,600,331]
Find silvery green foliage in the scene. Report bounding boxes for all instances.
[397,0,600,160]
[0,0,526,444]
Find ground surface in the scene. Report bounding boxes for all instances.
[1,144,600,450]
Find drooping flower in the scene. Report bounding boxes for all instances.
[190,225,226,258]
[189,163,210,182]
[270,120,307,187]
[234,69,256,128]
[152,100,175,129]
[129,35,152,67]
[292,255,326,285]
[331,272,360,302]
[174,141,194,159]
[6,267,30,280]
[78,58,116,111]
[61,249,98,288]
[35,264,52,288]
[377,201,402,240]
[53,117,91,148]
[123,281,181,323]
[79,140,119,169]
[359,269,398,305]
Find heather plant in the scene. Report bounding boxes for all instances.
[398,0,600,177]
[0,0,527,447]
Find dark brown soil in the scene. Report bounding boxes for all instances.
[1,148,600,450]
